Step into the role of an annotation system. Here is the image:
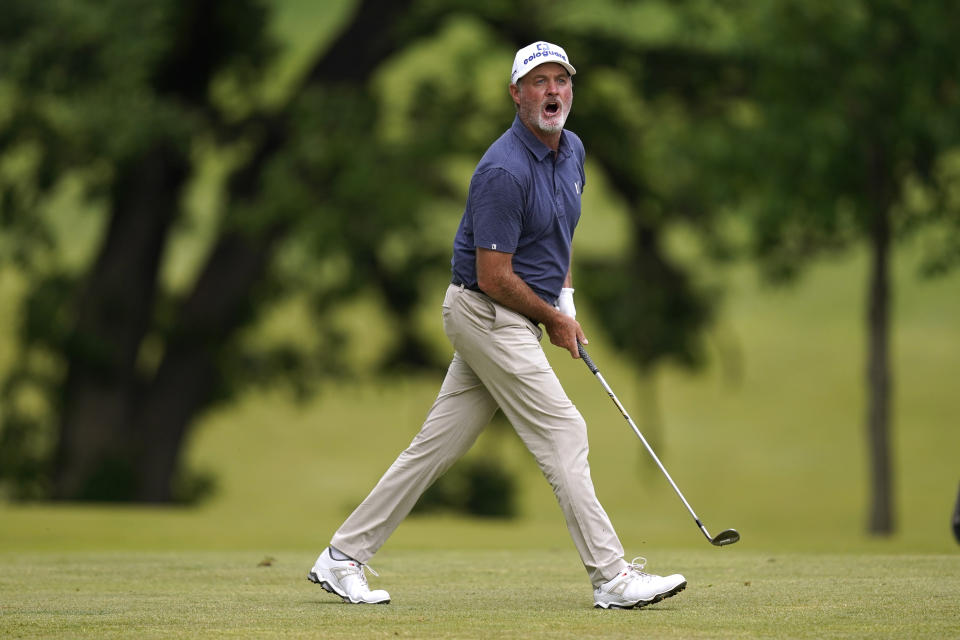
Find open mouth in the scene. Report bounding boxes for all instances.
[544,101,560,116]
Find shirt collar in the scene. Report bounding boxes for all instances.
[510,115,571,162]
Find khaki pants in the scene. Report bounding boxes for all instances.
[331,284,627,586]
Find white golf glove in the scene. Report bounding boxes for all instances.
[556,287,576,319]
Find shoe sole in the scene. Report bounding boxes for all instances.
[594,580,687,610]
[307,571,391,605]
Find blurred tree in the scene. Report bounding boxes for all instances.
[719,1,960,534]
[0,0,453,501]
[1,0,281,501]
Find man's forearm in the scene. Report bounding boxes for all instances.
[477,268,561,326]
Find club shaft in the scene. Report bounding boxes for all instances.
[577,344,713,542]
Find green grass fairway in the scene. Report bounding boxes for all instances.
[1,549,957,639]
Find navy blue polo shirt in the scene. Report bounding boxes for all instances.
[451,115,585,304]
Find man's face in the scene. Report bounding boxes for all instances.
[510,62,573,137]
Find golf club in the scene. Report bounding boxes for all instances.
[577,342,740,547]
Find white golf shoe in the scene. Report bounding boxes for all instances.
[308,548,390,604]
[593,557,686,609]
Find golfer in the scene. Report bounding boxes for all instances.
[309,41,686,609]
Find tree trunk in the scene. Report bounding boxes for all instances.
[635,370,664,478]
[866,204,894,535]
[132,227,281,501]
[125,0,424,501]
[53,144,187,500]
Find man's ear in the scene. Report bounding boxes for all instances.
[509,82,521,107]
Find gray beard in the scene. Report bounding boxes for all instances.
[537,118,565,134]
[535,107,568,134]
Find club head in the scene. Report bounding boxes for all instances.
[710,529,741,546]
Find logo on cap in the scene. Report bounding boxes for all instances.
[523,43,568,68]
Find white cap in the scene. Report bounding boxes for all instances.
[510,41,576,85]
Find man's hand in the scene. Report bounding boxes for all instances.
[544,309,587,358]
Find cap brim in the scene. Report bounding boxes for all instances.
[513,61,577,84]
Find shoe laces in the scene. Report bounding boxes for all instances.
[347,562,380,588]
[625,556,654,581]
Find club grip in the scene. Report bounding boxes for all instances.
[577,342,599,374]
